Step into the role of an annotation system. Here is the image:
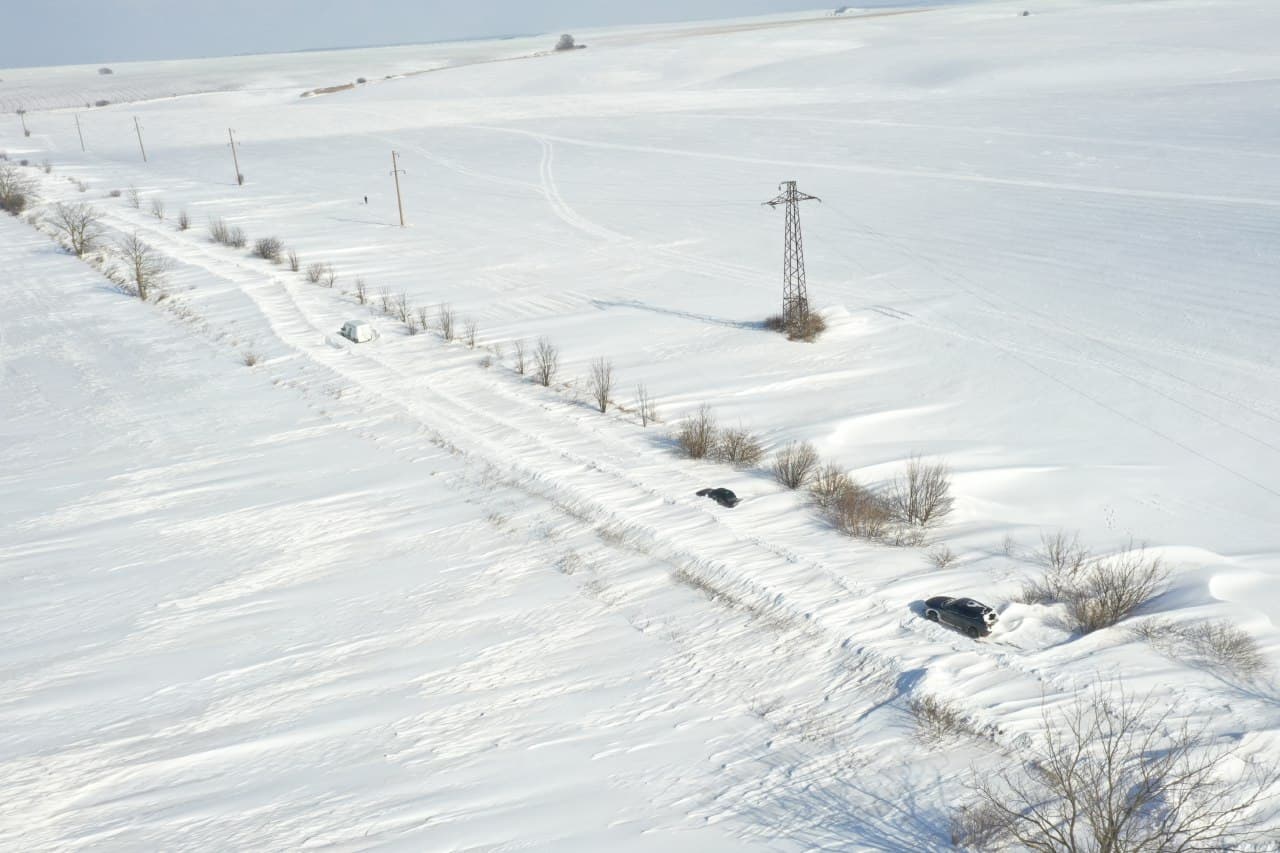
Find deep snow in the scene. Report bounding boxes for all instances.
[3,0,1280,848]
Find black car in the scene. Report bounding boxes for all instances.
[923,596,998,638]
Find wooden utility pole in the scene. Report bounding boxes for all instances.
[228,128,243,185]
[390,150,406,227]
[74,114,85,152]
[133,117,148,163]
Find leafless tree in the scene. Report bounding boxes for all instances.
[635,383,657,426]
[464,318,478,348]
[677,404,718,459]
[415,305,429,332]
[378,288,392,314]
[771,440,820,489]
[513,339,527,375]
[321,263,336,287]
[48,201,102,257]
[533,337,559,386]
[969,685,1280,852]
[886,453,954,527]
[0,163,37,214]
[149,198,165,220]
[438,304,455,341]
[393,291,409,323]
[116,232,171,300]
[587,357,613,413]
[354,278,367,304]
[177,209,190,231]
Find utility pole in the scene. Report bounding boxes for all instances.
[763,180,821,328]
[133,116,148,163]
[75,113,85,152]
[228,128,243,185]
[390,150,406,228]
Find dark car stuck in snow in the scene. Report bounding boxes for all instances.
[923,596,998,638]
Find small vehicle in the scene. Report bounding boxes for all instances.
[696,487,740,508]
[923,596,998,638]
[340,320,376,343]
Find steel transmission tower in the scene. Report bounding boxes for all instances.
[763,181,821,326]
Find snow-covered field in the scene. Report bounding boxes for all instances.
[3,0,1280,848]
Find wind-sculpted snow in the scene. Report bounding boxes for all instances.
[2,0,1279,848]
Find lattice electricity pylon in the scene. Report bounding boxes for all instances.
[763,181,821,326]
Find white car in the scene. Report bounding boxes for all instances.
[339,320,376,343]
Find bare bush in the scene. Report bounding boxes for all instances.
[438,304,455,341]
[322,264,336,287]
[1066,545,1168,634]
[950,802,1009,851]
[771,441,820,489]
[393,292,409,323]
[715,426,764,468]
[1183,620,1266,676]
[555,33,576,51]
[378,288,391,315]
[765,310,828,342]
[353,277,367,304]
[908,694,974,742]
[927,544,957,569]
[533,337,559,387]
[287,249,299,271]
[826,482,892,540]
[808,462,853,510]
[415,305,429,332]
[0,163,37,214]
[464,318,478,348]
[227,226,247,249]
[41,159,52,174]
[209,217,231,244]
[587,357,614,413]
[116,232,170,300]
[177,209,190,231]
[126,185,140,208]
[1133,618,1265,678]
[886,454,954,527]
[48,201,102,257]
[406,311,421,335]
[513,339,527,374]
[969,685,1279,852]
[1038,529,1089,573]
[149,198,165,220]
[107,188,122,198]
[72,178,88,192]
[242,351,259,366]
[676,404,718,460]
[253,237,283,262]
[635,383,657,426]
[305,261,325,284]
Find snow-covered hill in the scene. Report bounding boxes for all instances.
[3,0,1279,848]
